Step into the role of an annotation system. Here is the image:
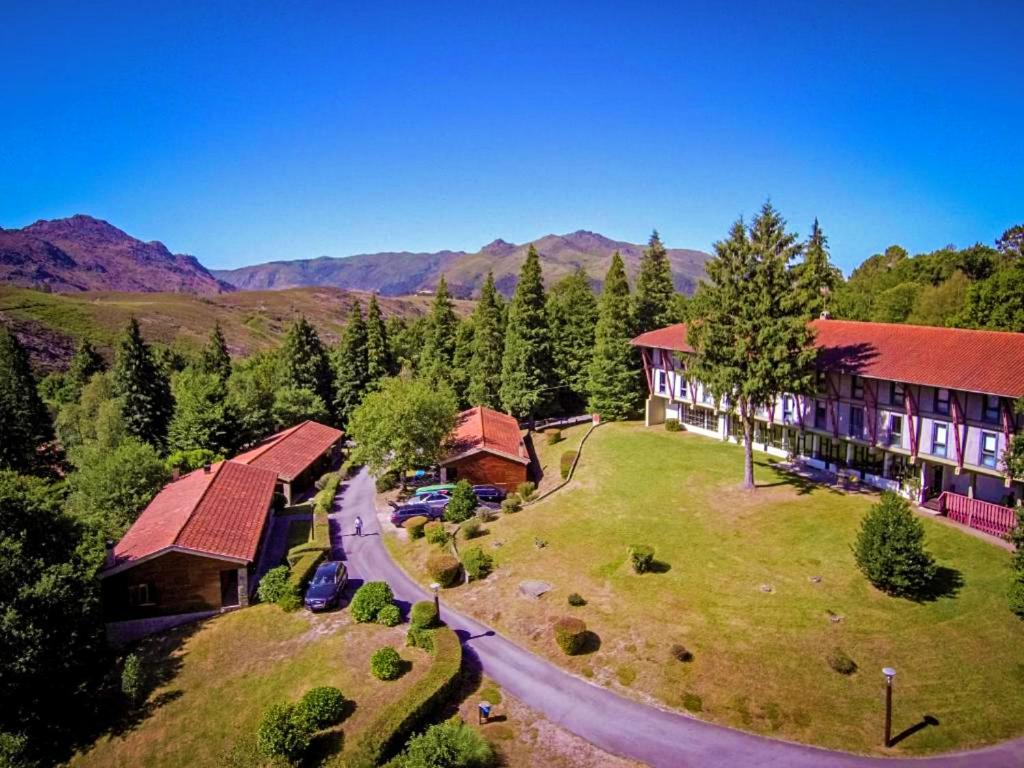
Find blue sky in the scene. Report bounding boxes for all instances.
[1,1,1021,272]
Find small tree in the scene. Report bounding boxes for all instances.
[297,686,346,730]
[444,480,478,523]
[256,566,293,604]
[121,653,145,705]
[256,702,313,763]
[370,647,403,680]
[853,492,937,597]
[388,716,495,768]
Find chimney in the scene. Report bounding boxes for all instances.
[104,539,116,568]
[203,463,212,474]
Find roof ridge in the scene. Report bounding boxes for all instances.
[816,318,1024,338]
[173,461,226,547]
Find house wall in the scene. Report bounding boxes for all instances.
[444,453,528,492]
[102,551,245,621]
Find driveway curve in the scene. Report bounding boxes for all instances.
[331,467,1024,768]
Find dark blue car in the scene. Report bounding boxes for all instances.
[303,561,348,612]
[472,484,506,504]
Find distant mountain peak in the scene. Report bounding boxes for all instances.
[481,238,517,254]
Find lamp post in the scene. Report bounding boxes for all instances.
[430,582,440,613]
[882,667,896,747]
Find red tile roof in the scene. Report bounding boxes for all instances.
[632,319,1024,398]
[443,406,530,466]
[233,420,343,482]
[102,461,278,575]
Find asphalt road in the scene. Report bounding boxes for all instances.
[330,467,1024,768]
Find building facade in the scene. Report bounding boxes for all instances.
[440,406,530,491]
[632,319,1024,537]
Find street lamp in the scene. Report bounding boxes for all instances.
[882,667,896,747]
[430,582,440,613]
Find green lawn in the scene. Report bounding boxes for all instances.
[389,422,1024,755]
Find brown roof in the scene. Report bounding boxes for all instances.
[443,406,530,466]
[631,319,1024,398]
[233,420,343,482]
[101,461,278,576]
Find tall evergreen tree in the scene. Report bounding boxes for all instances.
[467,273,505,408]
[197,321,232,382]
[421,275,459,383]
[111,318,173,449]
[67,339,105,393]
[688,203,816,490]
[794,219,842,318]
[633,230,677,334]
[333,301,370,425]
[500,246,553,420]
[365,293,394,383]
[548,268,598,413]
[587,253,640,420]
[450,319,475,408]
[279,316,336,423]
[0,327,51,471]
[167,367,238,456]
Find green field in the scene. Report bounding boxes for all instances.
[388,422,1024,755]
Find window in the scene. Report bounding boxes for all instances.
[934,388,950,415]
[889,414,903,444]
[782,395,794,423]
[932,422,948,458]
[851,375,864,400]
[815,400,828,430]
[655,370,667,395]
[128,583,154,606]
[816,370,828,393]
[980,432,999,469]
[849,406,864,438]
[983,395,1001,424]
[890,381,905,407]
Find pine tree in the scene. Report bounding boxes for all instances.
[421,275,459,383]
[795,219,842,318]
[633,230,677,334]
[67,339,105,392]
[500,246,553,420]
[450,319,475,408]
[365,293,393,383]
[587,252,640,420]
[687,203,816,489]
[198,322,232,382]
[467,273,505,409]
[548,268,598,413]
[279,316,336,423]
[0,327,52,470]
[333,301,370,425]
[111,318,173,449]
[167,367,238,456]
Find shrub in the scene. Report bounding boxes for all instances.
[476,506,496,523]
[827,648,858,675]
[297,686,346,729]
[670,643,694,663]
[371,646,403,681]
[410,600,439,629]
[553,616,587,655]
[256,565,292,604]
[461,547,493,581]
[256,702,313,762]
[1010,579,1024,619]
[444,480,478,523]
[546,429,563,445]
[121,653,145,705]
[853,492,937,597]
[351,581,395,623]
[460,517,481,539]
[424,521,449,546]
[629,544,655,574]
[376,470,399,492]
[665,418,681,432]
[427,552,461,587]
[406,516,429,539]
[277,590,303,613]
[560,450,578,479]
[567,592,586,607]
[501,494,522,514]
[406,625,435,651]
[516,481,536,501]
[377,604,401,627]
[288,550,325,593]
[388,716,495,768]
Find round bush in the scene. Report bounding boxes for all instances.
[370,646,403,681]
[427,552,461,587]
[350,581,395,623]
[424,521,449,545]
[405,516,429,539]
[501,494,522,514]
[297,686,346,729]
[256,702,312,762]
[377,603,401,627]
[256,565,291,604]
[628,544,655,574]
[460,517,481,539]
[410,600,439,629]
[553,617,587,656]
[567,592,586,607]
[664,418,681,432]
[546,429,563,445]
[461,546,493,581]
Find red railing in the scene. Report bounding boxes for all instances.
[939,492,1018,538]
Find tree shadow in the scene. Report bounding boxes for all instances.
[577,630,602,655]
[304,728,345,767]
[912,566,964,603]
[522,432,542,485]
[890,714,940,746]
[753,460,842,497]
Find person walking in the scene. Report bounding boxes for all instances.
[354,515,363,537]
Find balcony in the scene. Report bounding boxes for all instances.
[935,492,1018,538]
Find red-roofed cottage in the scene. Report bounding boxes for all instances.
[440,406,530,491]
[632,318,1024,537]
[99,461,278,620]
[233,419,343,504]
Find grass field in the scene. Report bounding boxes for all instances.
[387,422,1024,755]
[71,605,430,768]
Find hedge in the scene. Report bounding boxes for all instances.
[287,513,330,566]
[342,626,462,768]
[559,451,578,480]
[313,474,341,516]
[288,550,325,592]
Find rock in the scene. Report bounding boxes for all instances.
[809,575,822,584]
[829,614,844,624]
[760,583,775,593]
[519,580,552,599]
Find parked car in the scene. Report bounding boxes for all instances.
[471,484,506,504]
[417,492,453,511]
[413,483,455,497]
[303,561,348,612]
[390,503,444,527]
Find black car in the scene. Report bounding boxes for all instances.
[303,561,348,611]
[472,484,506,504]
[389,503,444,527]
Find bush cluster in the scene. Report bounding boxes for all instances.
[460,517,481,539]
[553,616,587,655]
[427,552,461,587]
[424,521,449,546]
[827,648,857,675]
[377,604,401,627]
[516,481,536,501]
[258,564,305,611]
[629,545,655,574]
[664,418,681,432]
[461,547,493,581]
[853,492,936,597]
[388,716,495,768]
[501,494,522,514]
[406,625,434,651]
[410,600,439,629]
[405,516,429,539]
[371,646,403,681]
[351,581,396,623]
[560,450,578,479]
[444,480,478,523]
